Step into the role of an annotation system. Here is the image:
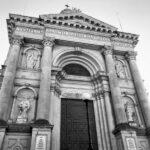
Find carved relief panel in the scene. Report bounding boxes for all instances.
[138,136,150,150]
[2,134,31,150]
[21,47,41,70]
[115,59,131,79]
[115,60,126,78]
[10,86,37,123]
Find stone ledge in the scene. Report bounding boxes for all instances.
[0,120,8,128]
[7,123,32,133]
[113,123,146,136]
[31,119,54,129]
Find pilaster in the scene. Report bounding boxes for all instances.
[102,45,126,124]
[125,51,150,128]
[0,35,23,121]
[101,75,117,150]
[36,37,55,122]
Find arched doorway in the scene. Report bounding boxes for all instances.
[60,64,98,150]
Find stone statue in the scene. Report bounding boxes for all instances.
[26,50,40,69]
[126,104,134,122]
[16,100,30,123]
[115,61,126,78]
[125,103,137,126]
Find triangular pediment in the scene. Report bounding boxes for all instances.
[40,8,117,31]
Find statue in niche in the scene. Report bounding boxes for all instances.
[26,50,40,69]
[16,100,30,123]
[125,99,138,126]
[125,104,135,122]
[10,88,36,123]
[115,60,126,78]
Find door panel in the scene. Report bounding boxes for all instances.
[61,99,98,150]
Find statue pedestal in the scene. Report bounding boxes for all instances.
[30,120,53,150]
[113,124,138,150]
[16,117,27,124]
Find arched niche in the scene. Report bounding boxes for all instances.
[10,86,37,123]
[123,96,141,127]
[21,47,41,70]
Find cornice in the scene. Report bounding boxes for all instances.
[7,13,139,48]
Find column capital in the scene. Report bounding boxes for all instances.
[125,51,137,61]
[10,36,23,46]
[102,45,113,55]
[42,37,55,47]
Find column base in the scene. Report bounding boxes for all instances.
[113,123,138,150]
[30,119,53,150]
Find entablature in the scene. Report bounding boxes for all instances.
[8,12,139,52]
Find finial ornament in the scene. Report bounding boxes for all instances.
[65,4,70,9]
[42,37,55,47]
[125,51,137,61]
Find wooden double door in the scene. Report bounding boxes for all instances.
[61,98,98,150]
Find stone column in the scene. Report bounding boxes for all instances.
[126,51,150,127]
[36,37,55,122]
[0,36,23,121]
[103,46,126,124]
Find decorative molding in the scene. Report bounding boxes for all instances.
[14,26,135,48]
[46,28,110,42]
[33,119,53,128]
[16,26,43,34]
[102,47,113,55]
[73,46,83,55]
[7,123,31,133]
[61,91,94,100]
[50,83,61,96]
[125,51,137,61]
[10,35,23,46]
[126,137,137,150]
[35,135,46,150]
[42,37,55,47]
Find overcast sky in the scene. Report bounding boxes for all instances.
[0,0,150,93]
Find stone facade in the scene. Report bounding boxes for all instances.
[0,7,149,150]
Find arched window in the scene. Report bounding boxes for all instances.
[63,64,90,76]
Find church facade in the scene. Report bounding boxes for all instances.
[0,7,150,150]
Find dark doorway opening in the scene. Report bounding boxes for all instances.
[61,98,98,150]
